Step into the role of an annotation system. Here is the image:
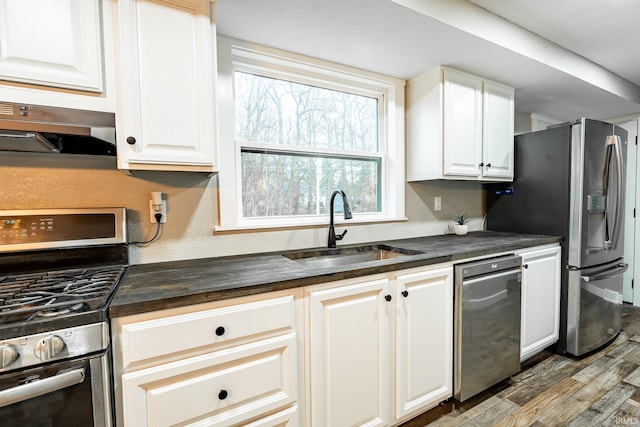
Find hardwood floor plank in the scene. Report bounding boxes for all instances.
[567,382,636,426]
[538,358,638,426]
[623,366,640,388]
[458,399,518,427]
[492,377,583,427]
[602,399,640,426]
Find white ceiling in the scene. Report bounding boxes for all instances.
[216,0,640,122]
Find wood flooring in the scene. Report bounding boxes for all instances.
[401,303,640,426]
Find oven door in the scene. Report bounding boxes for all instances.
[0,351,112,427]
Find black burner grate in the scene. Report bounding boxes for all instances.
[0,265,127,324]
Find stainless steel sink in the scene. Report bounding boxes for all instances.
[283,245,422,269]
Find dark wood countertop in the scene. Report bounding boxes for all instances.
[109,231,561,318]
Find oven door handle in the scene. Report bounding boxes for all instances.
[0,367,85,408]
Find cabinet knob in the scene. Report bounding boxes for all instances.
[523,264,529,269]
[486,163,492,168]
[215,326,225,336]
[385,294,392,302]
[126,136,137,145]
[218,389,228,400]
[401,290,409,297]
[479,162,484,167]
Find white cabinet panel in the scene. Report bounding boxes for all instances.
[122,334,298,427]
[483,81,515,179]
[0,0,104,92]
[395,266,453,419]
[115,0,216,171]
[517,246,561,361]
[308,278,392,427]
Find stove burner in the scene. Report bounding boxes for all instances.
[0,265,126,324]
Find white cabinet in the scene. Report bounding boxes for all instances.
[395,266,453,420]
[0,0,116,112]
[111,290,302,427]
[306,264,453,426]
[308,277,393,427]
[114,0,217,171]
[516,245,562,361]
[0,0,103,92]
[407,67,514,182]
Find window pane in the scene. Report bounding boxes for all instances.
[241,151,381,218]
[235,72,379,152]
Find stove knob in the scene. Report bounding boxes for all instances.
[34,335,66,361]
[0,345,19,368]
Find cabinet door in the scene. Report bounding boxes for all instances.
[308,278,392,427]
[116,0,216,171]
[0,0,103,92]
[519,246,561,361]
[395,266,453,419]
[442,68,483,178]
[482,81,514,180]
[121,334,298,427]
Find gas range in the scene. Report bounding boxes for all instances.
[0,208,128,372]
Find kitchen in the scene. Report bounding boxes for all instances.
[0,0,639,426]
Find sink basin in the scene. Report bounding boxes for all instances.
[283,245,422,269]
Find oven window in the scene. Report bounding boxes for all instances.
[0,358,98,427]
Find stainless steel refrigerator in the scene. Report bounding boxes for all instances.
[487,118,628,356]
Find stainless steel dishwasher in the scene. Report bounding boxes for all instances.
[454,254,522,401]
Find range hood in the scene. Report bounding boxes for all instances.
[0,102,116,156]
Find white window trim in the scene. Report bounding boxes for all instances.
[215,35,406,231]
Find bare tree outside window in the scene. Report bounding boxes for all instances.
[235,72,382,218]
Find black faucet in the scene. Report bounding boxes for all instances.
[328,190,353,248]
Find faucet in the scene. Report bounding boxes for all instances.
[328,190,353,248]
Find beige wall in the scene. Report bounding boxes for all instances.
[1,152,484,265]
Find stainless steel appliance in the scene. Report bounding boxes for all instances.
[0,208,127,427]
[0,102,116,155]
[454,255,522,402]
[487,118,628,356]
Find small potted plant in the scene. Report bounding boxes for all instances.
[452,212,470,236]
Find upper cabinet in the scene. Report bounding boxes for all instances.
[0,0,115,112]
[113,0,217,171]
[407,67,514,182]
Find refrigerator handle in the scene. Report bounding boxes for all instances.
[604,135,624,251]
[581,263,628,282]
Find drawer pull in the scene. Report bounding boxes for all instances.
[385,295,392,302]
[218,389,228,400]
[215,326,225,336]
[401,290,409,297]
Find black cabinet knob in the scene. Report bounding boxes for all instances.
[218,389,228,400]
[523,264,529,269]
[479,162,484,167]
[385,295,392,302]
[401,290,409,297]
[126,136,137,145]
[486,163,492,168]
[215,326,225,336]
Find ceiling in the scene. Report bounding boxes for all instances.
[215,0,640,122]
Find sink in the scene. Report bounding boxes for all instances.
[283,244,423,269]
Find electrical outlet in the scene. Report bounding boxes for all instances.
[434,196,442,211]
[149,200,167,223]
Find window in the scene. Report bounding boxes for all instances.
[216,37,406,230]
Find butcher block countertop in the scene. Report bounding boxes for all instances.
[109,231,561,318]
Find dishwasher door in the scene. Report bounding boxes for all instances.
[454,255,522,401]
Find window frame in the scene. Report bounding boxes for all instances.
[216,36,406,231]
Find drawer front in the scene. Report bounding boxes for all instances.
[121,295,296,368]
[122,333,298,427]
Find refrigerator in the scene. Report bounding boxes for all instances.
[487,118,628,357]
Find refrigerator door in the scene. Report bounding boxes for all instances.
[568,119,627,268]
[566,261,628,356]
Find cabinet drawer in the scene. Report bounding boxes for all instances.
[122,333,298,427]
[121,295,296,368]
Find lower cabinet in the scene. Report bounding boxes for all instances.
[306,264,453,426]
[517,245,562,361]
[111,289,303,427]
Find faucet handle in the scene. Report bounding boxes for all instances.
[336,230,348,241]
